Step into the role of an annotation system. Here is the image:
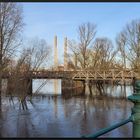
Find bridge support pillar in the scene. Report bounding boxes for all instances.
[85,79,90,95]
[61,79,83,95]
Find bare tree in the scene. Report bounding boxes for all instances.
[68,22,96,70]
[0,3,24,104]
[7,37,51,110]
[90,37,117,70]
[67,40,79,70]
[23,37,51,71]
[116,19,140,71]
[116,32,127,70]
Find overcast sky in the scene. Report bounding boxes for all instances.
[22,2,140,65]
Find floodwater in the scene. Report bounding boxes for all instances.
[0,79,134,138]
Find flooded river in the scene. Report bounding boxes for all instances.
[0,79,134,137]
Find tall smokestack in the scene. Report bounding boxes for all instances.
[73,54,77,69]
[64,37,67,70]
[54,35,58,70]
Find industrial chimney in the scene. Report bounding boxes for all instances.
[64,37,67,71]
[54,35,58,70]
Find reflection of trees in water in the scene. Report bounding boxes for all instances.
[0,108,3,137]
[116,100,132,137]
[0,79,134,137]
[6,79,51,111]
[53,96,58,118]
[16,96,53,137]
[80,97,88,135]
[16,110,29,137]
[61,94,132,137]
[77,96,132,137]
[0,94,133,137]
[62,80,132,99]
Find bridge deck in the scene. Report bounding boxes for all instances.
[3,70,138,81]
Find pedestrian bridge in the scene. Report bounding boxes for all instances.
[27,70,138,81]
[3,70,139,81]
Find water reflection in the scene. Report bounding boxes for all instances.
[0,94,133,137]
[33,79,61,94]
[0,79,135,137]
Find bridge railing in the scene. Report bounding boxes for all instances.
[82,117,132,138]
[2,69,139,80]
[82,80,140,138]
[72,70,138,80]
